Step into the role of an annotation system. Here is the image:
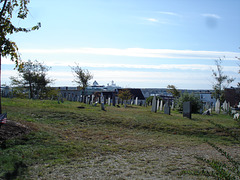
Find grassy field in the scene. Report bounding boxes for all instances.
[0,98,239,179]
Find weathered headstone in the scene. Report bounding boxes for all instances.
[157,99,160,111]
[108,97,111,106]
[223,100,227,112]
[91,95,94,104]
[164,101,171,115]
[151,96,157,113]
[183,101,192,119]
[112,94,116,106]
[160,100,163,111]
[135,97,138,106]
[215,99,220,114]
[100,93,105,111]
[171,101,174,110]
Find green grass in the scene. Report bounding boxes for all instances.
[0,98,239,179]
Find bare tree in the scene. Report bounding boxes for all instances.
[212,58,235,103]
[71,63,93,99]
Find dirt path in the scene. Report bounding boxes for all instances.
[29,144,240,179]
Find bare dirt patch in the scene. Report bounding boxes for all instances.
[0,120,31,142]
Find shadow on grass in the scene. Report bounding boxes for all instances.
[4,161,27,180]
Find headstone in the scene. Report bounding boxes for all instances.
[215,99,220,114]
[183,101,192,119]
[164,101,171,115]
[91,95,94,104]
[100,93,105,111]
[151,96,157,113]
[160,100,163,111]
[223,100,227,112]
[112,94,116,106]
[157,99,160,110]
[108,97,111,106]
[104,96,106,104]
[171,101,174,110]
[135,97,138,106]
[202,109,211,115]
[101,103,105,111]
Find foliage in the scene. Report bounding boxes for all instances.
[167,85,180,98]
[117,89,133,101]
[176,92,202,113]
[0,0,41,66]
[70,63,93,95]
[212,58,235,103]
[181,142,240,179]
[146,96,162,105]
[10,60,54,99]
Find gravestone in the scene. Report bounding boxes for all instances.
[108,97,111,106]
[104,96,106,104]
[151,96,157,113]
[135,97,138,106]
[171,101,174,110]
[100,93,105,111]
[215,99,220,114]
[183,101,192,119]
[164,101,171,115]
[160,100,163,111]
[91,95,94,104]
[112,94,116,106]
[223,100,227,112]
[157,99,160,111]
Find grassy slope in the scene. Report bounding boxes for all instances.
[1,98,239,179]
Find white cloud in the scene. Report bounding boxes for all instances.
[145,18,159,22]
[201,13,221,19]
[19,48,240,60]
[157,11,180,16]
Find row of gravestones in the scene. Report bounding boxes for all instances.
[64,93,148,111]
[151,96,192,119]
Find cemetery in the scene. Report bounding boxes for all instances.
[0,90,239,179]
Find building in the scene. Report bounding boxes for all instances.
[225,87,240,107]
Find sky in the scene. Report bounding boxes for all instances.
[2,0,240,89]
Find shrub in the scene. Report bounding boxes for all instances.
[176,92,202,113]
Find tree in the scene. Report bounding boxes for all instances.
[211,58,235,103]
[176,92,202,113]
[70,63,93,98]
[0,0,41,112]
[167,85,180,98]
[10,60,53,99]
[117,89,133,107]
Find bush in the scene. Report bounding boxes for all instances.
[176,92,202,113]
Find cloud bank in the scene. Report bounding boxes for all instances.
[19,48,240,60]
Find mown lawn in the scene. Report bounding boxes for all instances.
[1,98,239,179]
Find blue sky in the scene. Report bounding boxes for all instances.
[2,0,240,89]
